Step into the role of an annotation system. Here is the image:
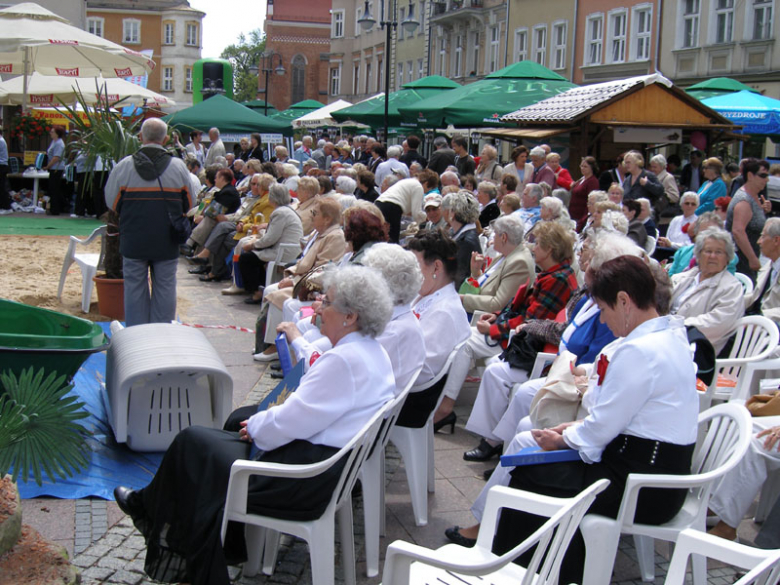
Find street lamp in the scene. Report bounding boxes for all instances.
[257,51,286,116]
[358,0,419,144]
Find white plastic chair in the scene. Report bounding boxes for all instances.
[664,528,780,585]
[528,351,557,381]
[265,242,301,288]
[580,402,752,585]
[389,340,467,527]
[361,367,422,577]
[381,479,610,585]
[713,316,779,403]
[57,225,107,312]
[735,272,756,296]
[220,399,393,585]
[644,235,657,256]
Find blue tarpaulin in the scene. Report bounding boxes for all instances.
[702,90,780,136]
[16,323,164,501]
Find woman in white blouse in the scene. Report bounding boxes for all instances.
[488,255,700,585]
[395,229,471,428]
[658,191,699,249]
[112,265,396,585]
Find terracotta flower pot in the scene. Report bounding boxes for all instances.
[93,275,124,320]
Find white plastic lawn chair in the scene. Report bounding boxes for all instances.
[361,366,422,577]
[57,225,106,312]
[713,316,779,403]
[220,399,393,585]
[381,479,610,585]
[265,242,301,288]
[734,272,755,296]
[664,528,780,585]
[580,402,752,585]
[388,340,467,527]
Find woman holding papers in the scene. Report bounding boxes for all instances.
[112,265,396,585]
[478,256,699,584]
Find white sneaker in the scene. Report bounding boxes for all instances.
[252,350,278,362]
[221,284,245,295]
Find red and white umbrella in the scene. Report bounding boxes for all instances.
[0,2,155,110]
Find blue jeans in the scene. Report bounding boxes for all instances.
[123,257,178,327]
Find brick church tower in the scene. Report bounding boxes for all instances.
[262,0,332,110]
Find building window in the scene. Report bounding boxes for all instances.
[513,28,528,62]
[162,66,173,91]
[377,55,383,91]
[87,17,104,38]
[355,4,362,36]
[185,67,192,92]
[552,22,567,70]
[682,0,700,48]
[438,37,447,76]
[488,26,500,73]
[472,31,480,76]
[353,62,361,95]
[291,54,305,103]
[753,0,773,40]
[163,22,174,45]
[452,35,463,77]
[418,1,425,35]
[332,9,345,39]
[365,62,372,93]
[607,10,627,63]
[123,19,140,44]
[632,5,652,60]
[186,23,198,46]
[399,7,406,40]
[418,58,424,79]
[585,15,603,65]
[397,61,404,90]
[330,65,341,95]
[407,60,413,82]
[533,26,547,66]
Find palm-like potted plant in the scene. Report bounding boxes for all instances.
[60,86,143,318]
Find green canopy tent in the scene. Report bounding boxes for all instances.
[241,99,279,116]
[397,61,576,128]
[162,94,292,136]
[686,77,759,101]
[270,99,326,124]
[330,75,461,129]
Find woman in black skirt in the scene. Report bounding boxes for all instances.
[113,265,396,585]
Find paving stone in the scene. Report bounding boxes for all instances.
[124,535,147,550]
[82,543,114,557]
[72,554,99,568]
[114,546,139,560]
[82,566,116,580]
[112,525,136,536]
[111,569,145,585]
[98,555,134,571]
[128,559,147,573]
[101,533,129,547]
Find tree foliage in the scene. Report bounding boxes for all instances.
[221,29,266,103]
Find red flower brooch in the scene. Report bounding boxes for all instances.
[596,354,610,386]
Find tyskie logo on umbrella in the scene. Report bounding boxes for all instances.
[49,39,78,45]
[31,94,54,104]
[0,64,12,74]
[55,67,79,77]
[114,67,133,77]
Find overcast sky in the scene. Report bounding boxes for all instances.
[188,0,267,60]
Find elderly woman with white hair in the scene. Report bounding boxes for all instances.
[476,181,500,226]
[280,162,300,194]
[669,227,744,353]
[658,191,699,249]
[649,154,680,212]
[525,196,576,243]
[280,243,427,394]
[475,144,502,183]
[333,175,358,210]
[442,190,482,286]
[113,264,396,585]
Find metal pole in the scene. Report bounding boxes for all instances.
[264,64,270,117]
[384,21,391,144]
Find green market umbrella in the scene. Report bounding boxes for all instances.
[271,99,326,124]
[397,61,576,128]
[331,75,461,128]
[686,77,759,101]
[162,94,291,135]
[241,99,278,115]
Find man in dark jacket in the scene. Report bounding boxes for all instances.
[399,134,427,169]
[104,118,193,326]
[428,136,457,175]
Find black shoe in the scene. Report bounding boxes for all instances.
[179,245,193,256]
[483,466,496,481]
[188,266,209,275]
[199,273,226,282]
[444,526,476,548]
[463,439,503,462]
[433,412,456,434]
[270,364,282,371]
[244,296,263,305]
[270,371,284,379]
[187,255,209,265]
[114,486,144,520]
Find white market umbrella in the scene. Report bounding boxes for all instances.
[0,3,155,110]
[0,72,174,107]
[293,99,370,129]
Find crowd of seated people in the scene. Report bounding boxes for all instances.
[122,134,780,585]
